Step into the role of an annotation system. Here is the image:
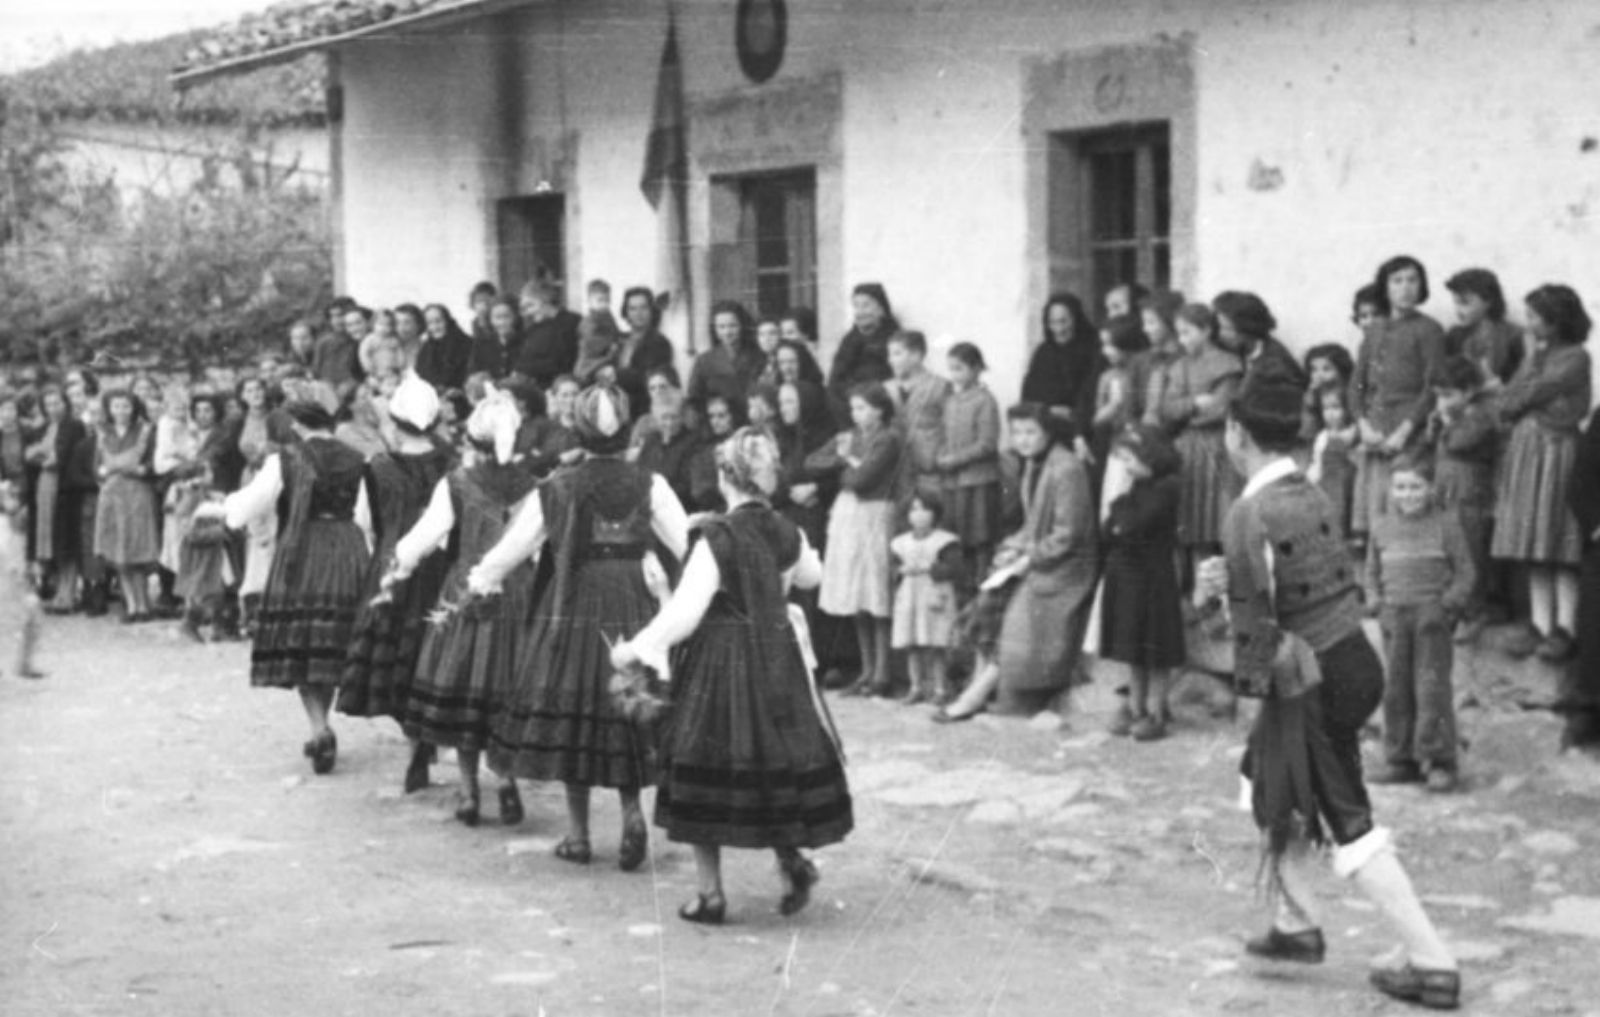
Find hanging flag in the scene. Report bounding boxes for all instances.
[640,12,694,352]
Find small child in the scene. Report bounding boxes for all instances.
[573,279,623,383]
[1093,315,1147,509]
[1301,342,1354,443]
[1364,454,1476,792]
[0,480,44,679]
[1307,385,1358,541]
[1426,355,1499,643]
[890,492,964,706]
[1099,424,1184,740]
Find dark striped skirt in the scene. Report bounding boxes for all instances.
[488,557,659,788]
[402,565,534,751]
[1491,419,1583,565]
[339,555,451,721]
[657,616,852,850]
[250,521,369,690]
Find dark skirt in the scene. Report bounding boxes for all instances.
[944,480,1002,550]
[657,615,853,850]
[1099,547,1185,669]
[175,538,231,602]
[489,557,659,788]
[1175,427,1237,548]
[339,555,451,720]
[250,520,369,690]
[403,565,535,752]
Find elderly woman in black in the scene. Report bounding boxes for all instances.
[1022,293,1100,464]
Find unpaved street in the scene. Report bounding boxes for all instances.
[3,616,1599,1016]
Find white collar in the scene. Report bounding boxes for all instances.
[1241,456,1300,500]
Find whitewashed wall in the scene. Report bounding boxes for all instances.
[336,0,1600,403]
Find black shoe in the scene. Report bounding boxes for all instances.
[1245,926,1326,964]
[403,744,431,794]
[778,855,819,916]
[306,730,337,775]
[1369,964,1461,1010]
[618,814,648,872]
[678,893,726,926]
[454,793,481,827]
[498,784,524,826]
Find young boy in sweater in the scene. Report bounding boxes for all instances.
[1365,454,1476,791]
[1196,360,1459,1010]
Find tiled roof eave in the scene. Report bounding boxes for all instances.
[170,0,527,90]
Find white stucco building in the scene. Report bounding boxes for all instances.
[177,0,1600,399]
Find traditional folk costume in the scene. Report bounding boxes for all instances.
[224,424,371,690]
[340,377,455,722]
[1218,361,1459,1009]
[634,503,852,851]
[471,386,689,792]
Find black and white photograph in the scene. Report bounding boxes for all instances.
[2,1,1599,1013]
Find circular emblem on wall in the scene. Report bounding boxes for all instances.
[736,0,787,84]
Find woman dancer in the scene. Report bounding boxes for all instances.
[216,400,371,774]
[391,389,540,825]
[339,375,455,790]
[469,385,689,870]
[612,428,851,923]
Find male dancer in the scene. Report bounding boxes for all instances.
[1197,360,1459,1009]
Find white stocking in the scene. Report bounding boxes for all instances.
[1528,565,1555,635]
[1556,567,1580,633]
[1341,832,1455,970]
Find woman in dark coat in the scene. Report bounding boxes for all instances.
[826,283,900,424]
[338,376,455,790]
[687,301,765,417]
[219,400,371,775]
[612,428,851,924]
[1098,423,1185,740]
[1564,402,1600,751]
[1022,292,1102,460]
[468,385,690,871]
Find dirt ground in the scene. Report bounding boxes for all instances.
[3,615,1599,1017]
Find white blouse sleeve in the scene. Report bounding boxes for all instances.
[625,539,722,675]
[648,473,691,562]
[354,481,373,551]
[393,478,456,578]
[223,453,284,529]
[786,530,823,591]
[467,489,547,594]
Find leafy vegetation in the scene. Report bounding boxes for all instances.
[0,85,331,374]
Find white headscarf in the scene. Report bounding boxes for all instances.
[466,384,522,465]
